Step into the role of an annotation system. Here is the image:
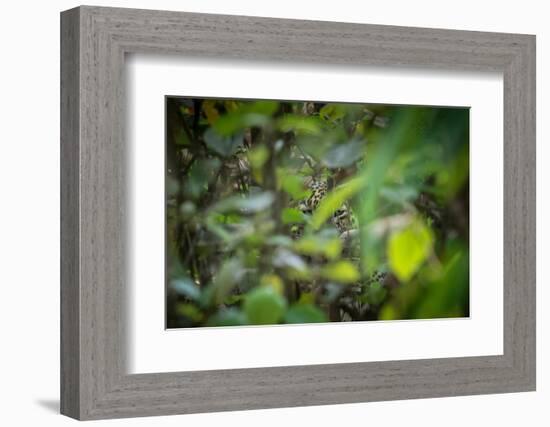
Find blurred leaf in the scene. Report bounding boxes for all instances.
[359,108,429,272]
[320,104,346,122]
[387,220,434,282]
[272,248,308,274]
[322,139,365,168]
[184,158,221,199]
[279,174,309,199]
[204,128,243,157]
[293,235,342,260]
[211,192,274,214]
[365,282,387,306]
[166,176,179,196]
[207,308,247,327]
[320,261,360,283]
[248,145,269,169]
[244,287,287,325]
[311,177,362,229]
[281,208,306,224]
[435,143,469,200]
[380,185,419,205]
[176,304,203,322]
[260,274,285,295]
[214,101,279,136]
[277,115,324,135]
[202,100,220,124]
[266,235,293,247]
[213,259,246,304]
[413,247,469,318]
[379,304,398,321]
[285,304,328,324]
[179,201,196,219]
[171,278,201,301]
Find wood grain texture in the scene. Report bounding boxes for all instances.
[60,7,80,419]
[60,5,536,420]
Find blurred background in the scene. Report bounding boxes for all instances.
[166,97,469,328]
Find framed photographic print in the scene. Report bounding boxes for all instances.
[61,5,536,420]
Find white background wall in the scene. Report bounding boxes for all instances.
[0,0,546,425]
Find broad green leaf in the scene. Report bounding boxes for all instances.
[277,115,324,135]
[248,145,269,169]
[387,220,434,282]
[272,248,308,273]
[380,185,419,205]
[212,259,246,304]
[171,278,201,301]
[265,235,293,247]
[214,101,279,136]
[358,109,428,272]
[184,158,221,199]
[215,113,270,136]
[311,177,362,229]
[285,304,328,324]
[245,100,280,116]
[293,235,342,260]
[320,261,360,283]
[260,274,285,295]
[279,174,309,199]
[322,139,365,168]
[244,287,287,325]
[203,128,243,156]
[210,192,274,214]
[320,104,346,122]
[281,208,306,225]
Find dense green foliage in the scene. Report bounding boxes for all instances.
[166,97,469,328]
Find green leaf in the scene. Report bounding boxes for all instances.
[272,248,308,273]
[244,287,287,325]
[212,259,246,304]
[365,282,387,306]
[245,100,280,116]
[277,115,324,135]
[266,235,293,247]
[176,304,203,322]
[184,157,221,199]
[322,139,365,168]
[214,101,279,136]
[171,278,201,301]
[380,185,419,205]
[320,261,360,283]
[293,235,342,260]
[204,128,243,156]
[311,177,362,229]
[320,104,346,122]
[281,208,306,224]
[279,174,309,199]
[387,220,434,282]
[207,308,247,327]
[285,304,328,324]
[248,145,269,169]
[210,192,274,214]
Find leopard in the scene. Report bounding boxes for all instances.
[290,177,388,313]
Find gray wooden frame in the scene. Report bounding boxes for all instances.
[60,5,536,420]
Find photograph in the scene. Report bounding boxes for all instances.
[165,97,470,328]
